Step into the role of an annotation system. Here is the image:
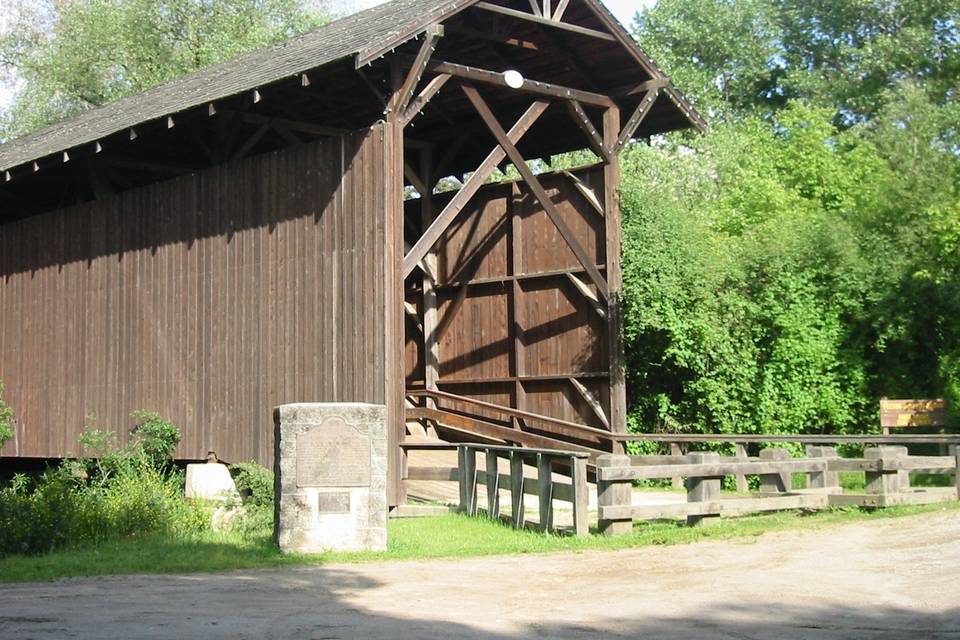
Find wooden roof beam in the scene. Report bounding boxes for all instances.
[474,2,616,42]
[410,57,616,108]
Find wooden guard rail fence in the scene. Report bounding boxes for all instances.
[406,391,960,475]
[404,443,591,536]
[596,446,960,535]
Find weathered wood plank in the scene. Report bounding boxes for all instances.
[597,458,828,481]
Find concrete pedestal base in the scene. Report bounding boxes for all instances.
[274,403,387,554]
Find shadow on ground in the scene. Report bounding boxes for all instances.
[1,563,957,640]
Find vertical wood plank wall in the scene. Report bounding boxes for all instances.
[404,166,610,431]
[0,126,387,465]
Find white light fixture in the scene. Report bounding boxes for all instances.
[503,70,525,89]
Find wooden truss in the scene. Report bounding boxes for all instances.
[387,29,665,494]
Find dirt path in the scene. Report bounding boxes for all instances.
[3,510,959,639]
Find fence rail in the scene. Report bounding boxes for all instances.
[597,446,960,534]
[403,442,591,536]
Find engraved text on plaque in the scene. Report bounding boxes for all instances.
[296,417,370,487]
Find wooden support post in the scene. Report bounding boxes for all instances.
[571,456,589,537]
[670,442,684,489]
[686,452,721,527]
[420,147,440,417]
[510,183,527,426]
[735,442,749,493]
[458,446,478,515]
[597,453,632,536]
[758,448,792,494]
[510,451,525,528]
[806,445,841,492]
[486,449,501,519]
[955,449,960,500]
[537,454,554,532]
[385,63,407,506]
[864,446,908,496]
[603,106,627,453]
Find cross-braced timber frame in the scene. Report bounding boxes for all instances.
[385,17,672,502]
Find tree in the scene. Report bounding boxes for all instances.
[0,0,326,139]
[636,0,960,123]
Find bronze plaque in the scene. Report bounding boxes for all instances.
[296,417,370,487]
[317,492,351,514]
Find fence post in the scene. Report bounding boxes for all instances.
[759,448,792,494]
[806,445,841,493]
[509,451,525,528]
[735,442,749,493]
[955,448,960,500]
[486,449,500,520]
[864,445,908,499]
[537,453,554,533]
[458,445,478,515]
[597,453,632,536]
[670,443,684,489]
[571,455,590,537]
[686,451,721,527]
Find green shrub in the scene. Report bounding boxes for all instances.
[129,410,180,466]
[229,462,275,536]
[0,412,207,557]
[0,382,13,449]
[230,462,274,508]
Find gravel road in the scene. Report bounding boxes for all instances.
[2,510,959,639]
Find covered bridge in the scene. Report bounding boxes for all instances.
[0,0,703,504]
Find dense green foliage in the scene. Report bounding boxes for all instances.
[0,382,12,448]
[621,0,960,436]
[0,414,279,557]
[0,0,325,139]
[228,461,276,534]
[0,413,209,557]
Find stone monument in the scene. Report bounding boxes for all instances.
[274,403,388,553]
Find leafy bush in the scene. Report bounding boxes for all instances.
[0,382,13,449]
[0,412,208,557]
[129,410,180,467]
[229,462,275,535]
[231,462,274,508]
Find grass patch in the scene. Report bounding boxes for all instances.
[2,501,958,584]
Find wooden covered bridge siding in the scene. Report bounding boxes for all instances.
[403,166,615,432]
[0,129,389,464]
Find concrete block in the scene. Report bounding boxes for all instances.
[185,463,240,502]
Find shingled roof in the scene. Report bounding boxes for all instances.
[0,0,702,174]
[0,0,476,172]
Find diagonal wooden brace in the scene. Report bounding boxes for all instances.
[395,25,444,115]
[400,74,451,127]
[402,99,550,278]
[564,99,610,162]
[614,88,660,155]
[462,84,609,301]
